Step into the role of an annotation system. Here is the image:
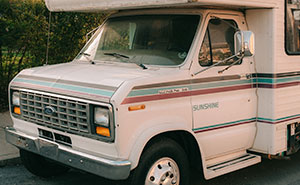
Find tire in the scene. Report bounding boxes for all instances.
[20,149,69,178]
[129,137,190,185]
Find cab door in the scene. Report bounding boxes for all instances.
[190,12,257,160]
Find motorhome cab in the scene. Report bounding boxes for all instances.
[5,0,300,184]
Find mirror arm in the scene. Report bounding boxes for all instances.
[218,53,244,74]
[193,52,243,76]
[86,25,101,43]
[211,16,240,32]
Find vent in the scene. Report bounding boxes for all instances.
[20,90,90,134]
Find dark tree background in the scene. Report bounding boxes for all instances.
[0,0,107,111]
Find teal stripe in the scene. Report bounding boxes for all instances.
[128,76,300,98]
[193,117,256,132]
[128,85,191,97]
[14,78,53,87]
[255,78,274,83]
[128,79,252,97]
[257,114,300,122]
[191,79,251,91]
[276,76,300,83]
[13,78,114,97]
[256,77,300,84]
[193,114,300,132]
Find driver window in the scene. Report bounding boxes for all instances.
[199,19,238,66]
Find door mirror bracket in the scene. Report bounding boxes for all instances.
[193,30,255,76]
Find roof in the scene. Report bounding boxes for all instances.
[45,0,278,12]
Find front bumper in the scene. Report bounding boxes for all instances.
[5,127,131,180]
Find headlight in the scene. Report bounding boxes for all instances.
[94,107,109,127]
[11,91,21,115]
[94,106,111,138]
[12,91,20,106]
[94,106,113,138]
[94,107,111,137]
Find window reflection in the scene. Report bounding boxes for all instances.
[199,19,238,66]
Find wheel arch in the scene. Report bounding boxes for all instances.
[129,127,205,176]
[144,131,204,171]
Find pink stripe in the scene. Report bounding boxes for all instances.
[11,82,109,101]
[122,91,191,104]
[257,81,300,89]
[190,84,252,96]
[122,84,253,104]
[195,115,300,134]
[194,120,256,133]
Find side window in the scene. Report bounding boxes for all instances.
[199,19,237,66]
[286,0,300,54]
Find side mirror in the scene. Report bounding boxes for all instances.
[234,31,255,57]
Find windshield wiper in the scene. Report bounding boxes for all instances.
[80,52,91,57]
[79,52,96,64]
[104,52,129,59]
[104,52,147,69]
[138,63,147,70]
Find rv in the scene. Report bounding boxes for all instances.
[5,0,300,184]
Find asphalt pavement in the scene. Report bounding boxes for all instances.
[0,111,20,166]
[1,155,300,185]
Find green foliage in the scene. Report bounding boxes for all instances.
[0,0,107,111]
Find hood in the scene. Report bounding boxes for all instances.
[10,61,154,103]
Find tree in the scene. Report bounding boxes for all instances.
[0,0,107,111]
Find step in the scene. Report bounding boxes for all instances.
[206,153,261,179]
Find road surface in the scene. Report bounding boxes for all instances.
[1,153,300,185]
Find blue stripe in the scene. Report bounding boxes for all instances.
[193,117,256,132]
[13,78,114,97]
[193,114,300,133]
[191,79,251,90]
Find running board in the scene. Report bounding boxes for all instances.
[206,153,261,179]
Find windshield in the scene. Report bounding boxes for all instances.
[76,15,200,66]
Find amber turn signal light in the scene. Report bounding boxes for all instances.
[96,126,110,137]
[14,106,21,115]
[128,104,146,111]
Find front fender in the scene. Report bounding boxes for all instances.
[126,122,210,180]
[127,121,201,170]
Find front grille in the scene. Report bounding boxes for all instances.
[20,90,90,134]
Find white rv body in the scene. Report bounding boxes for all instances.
[44,0,277,11]
[6,0,300,183]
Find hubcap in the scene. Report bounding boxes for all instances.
[145,157,180,185]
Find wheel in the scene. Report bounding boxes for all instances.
[129,138,190,185]
[20,149,69,178]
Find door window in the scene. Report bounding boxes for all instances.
[286,0,300,54]
[199,19,238,66]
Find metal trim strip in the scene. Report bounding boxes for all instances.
[5,127,130,180]
[18,74,118,91]
[11,82,110,103]
[133,75,240,90]
[193,114,300,134]
[123,84,253,104]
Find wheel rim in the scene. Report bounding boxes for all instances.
[145,157,180,185]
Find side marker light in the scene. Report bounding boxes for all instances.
[14,106,21,115]
[128,105,146,111]
[96,126,110,137]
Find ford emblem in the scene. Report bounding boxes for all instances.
[44,106,56,115]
